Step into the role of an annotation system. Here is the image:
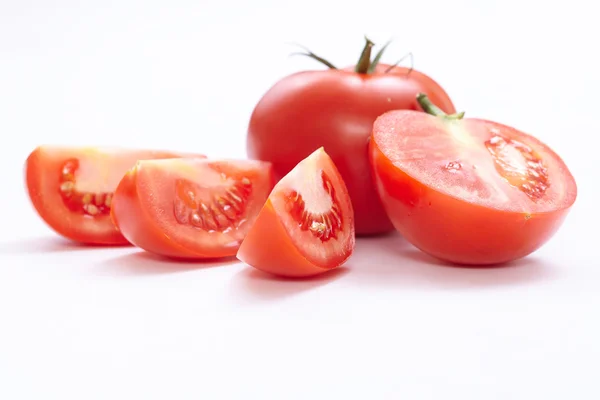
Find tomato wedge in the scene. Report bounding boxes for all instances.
[369,94,577,265]
[237,147,355,277]
[25,146,201,245]
[111,158,274,259]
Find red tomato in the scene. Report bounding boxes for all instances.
[247,38,455,236]
[237,147,355,277]
[24,146,201,245]
[111,158,274,259]
[369,94,577,265]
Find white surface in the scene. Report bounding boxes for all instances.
[1,1,598,399]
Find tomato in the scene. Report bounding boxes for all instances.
[237,147,355,277]
[369,94,577,265]
[24,146,201,245]
[247,38,456,236]
[110,158,274,259]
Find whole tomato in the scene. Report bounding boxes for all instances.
[247,38,456,235]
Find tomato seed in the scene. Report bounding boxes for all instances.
[173,177,252,232]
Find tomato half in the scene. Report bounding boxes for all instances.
[25,146,201,245]
[369,95,577,265]
[237,147,355,277]
[110,158,274,259]
[247,38,455,236]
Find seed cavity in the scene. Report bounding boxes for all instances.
[59,158,114,217]
[484,134,550,201]
[173,176,253,232]
[288,172,342,242]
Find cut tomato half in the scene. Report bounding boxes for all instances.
[369,94,577,265]
[110,158,274,259]
[25,146,202,245]
[237,147,355,277]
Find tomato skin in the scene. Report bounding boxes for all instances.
[110,168,201,258]
[369,112,577,265]
[236,200,335,277]
[24,146,197,245]
[247,63,455,236]
[111,158,275,259]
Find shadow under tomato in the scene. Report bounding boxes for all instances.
[97,250,238,276]
[232,265,350,302]
[348,233,559,289]
[0,236,130,254]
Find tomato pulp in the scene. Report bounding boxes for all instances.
[247,38,455,236]
[111,158,274,259]
[25,146,201,245]
[369,94,577,265]
[237,147,355,277]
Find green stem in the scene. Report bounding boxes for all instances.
[355,36,374,74]
[289,43,337,69]
[416,93,465,120]
[368,39,391,73]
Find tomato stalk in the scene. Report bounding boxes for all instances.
[417,93,465,120]
[355,37,375,73]
[290,37,412,74]
[290,43,338,69]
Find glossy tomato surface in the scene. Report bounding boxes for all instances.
[369,111,577,265]
[247,61,455,236]
[111,158,274,259]
[237,147,355,277]
[25,146,200,245]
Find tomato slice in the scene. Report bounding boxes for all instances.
[369,105,577,265]
[237,147,355,277]
[110,158,274,259]
[24,146,201,245]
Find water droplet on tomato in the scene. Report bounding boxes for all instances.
[444,161,462,173]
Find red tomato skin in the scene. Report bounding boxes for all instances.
[236,200,334,277]
[247,64,455,236]
[110,168,202,258]
[369,117,577,265]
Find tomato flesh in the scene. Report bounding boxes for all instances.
[369,111,577,265]
[237,147,355,277]
[111,158,274,259]
[25,146,201,245]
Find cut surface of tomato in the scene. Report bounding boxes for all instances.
[25,146,201,245]
[369,97,577,265]
[237,147,355,277]
[110,158,274,259]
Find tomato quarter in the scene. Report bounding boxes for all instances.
[110,158,274,259]
[369,94,577,265]
[24,146,201,245]
[237,147,355,277]
[247,38,455,236]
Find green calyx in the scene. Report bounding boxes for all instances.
[416,93,465,120]
[290,36,414,74]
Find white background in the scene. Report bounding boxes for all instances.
[1,0,598,398]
